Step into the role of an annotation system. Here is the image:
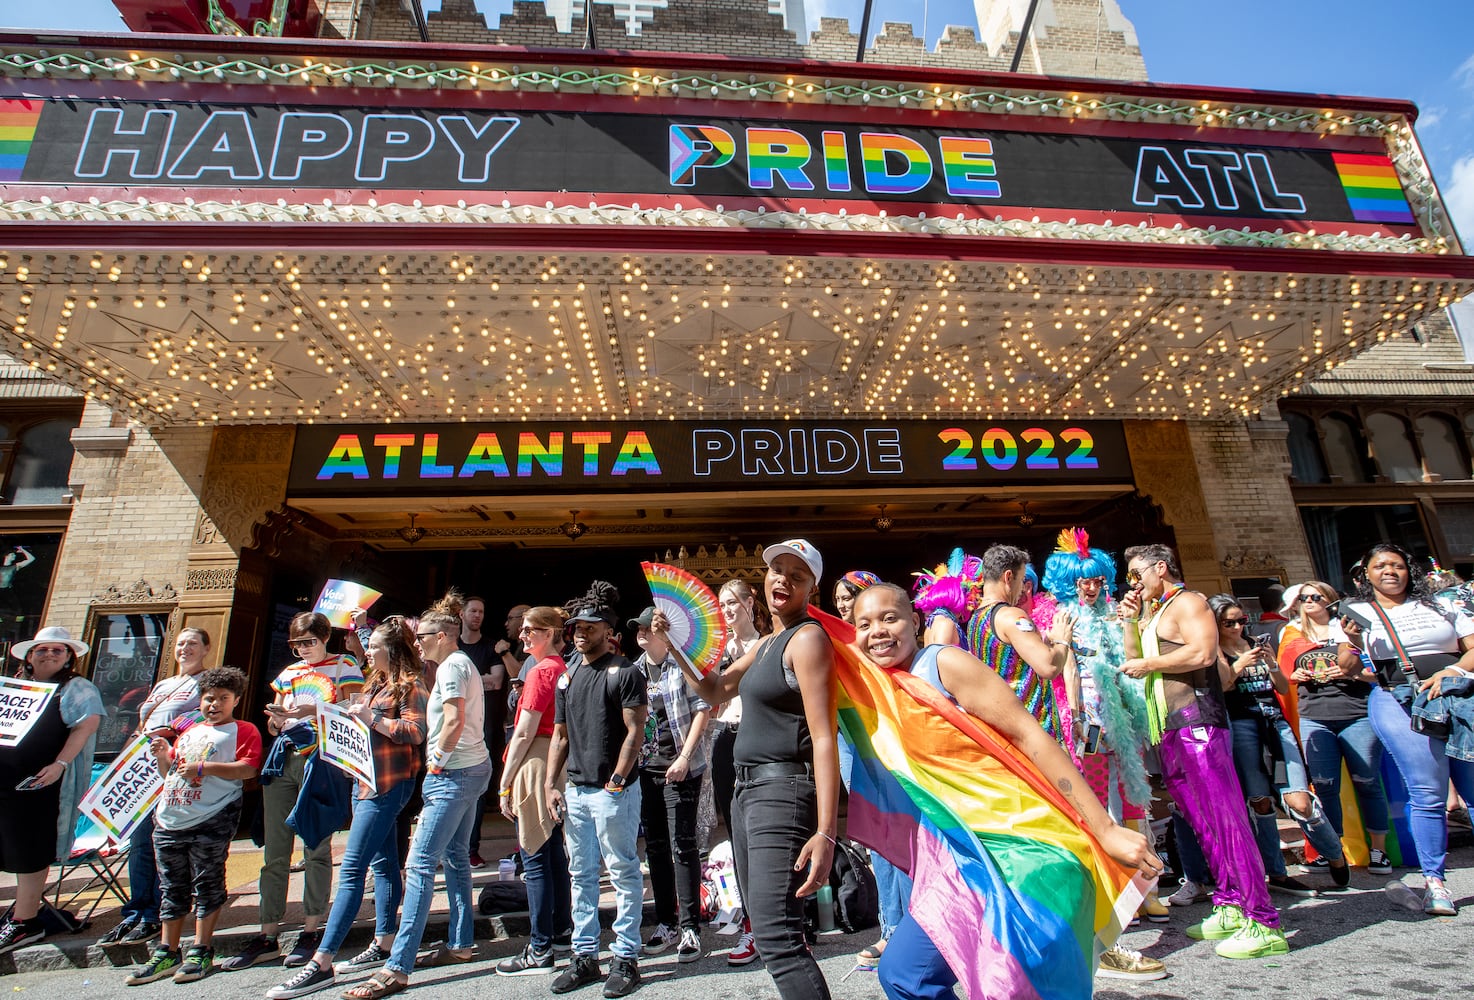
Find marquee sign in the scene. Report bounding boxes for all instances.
[1,95,1414,227]
[287,420,1133,497]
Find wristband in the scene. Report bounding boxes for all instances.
[498,788,512,798]
[818,831,837,847]
[56,758,70,772]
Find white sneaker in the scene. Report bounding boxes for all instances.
[1166,879,1210,906]
[676,928,703,963]
[642,923,678,956]
[727,931,758,966]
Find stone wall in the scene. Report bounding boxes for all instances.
[350,0,1147,82]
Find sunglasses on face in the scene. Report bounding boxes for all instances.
[287,638,322,650]
[519,626,550,635]
[31,645,69,656]
[1299,593,1328,604]
[1220,618,1247,628]
[414,631,441,640]
[1126,568,1144,586]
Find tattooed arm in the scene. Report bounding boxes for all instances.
[934,645,1157,871]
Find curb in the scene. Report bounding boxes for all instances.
[2,912,545,976]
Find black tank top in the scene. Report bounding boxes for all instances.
[733,617,816,767]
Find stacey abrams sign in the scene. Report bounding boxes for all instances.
[287,420,1132,497]
[2,95,1413,227]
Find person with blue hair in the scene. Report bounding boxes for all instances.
[1041,530,1170,976]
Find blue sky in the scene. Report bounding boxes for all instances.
[2,0,1472,240]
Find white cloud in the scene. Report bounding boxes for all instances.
[1420,105,1445,131]
[1458,51,1474,89]
[1445,153,1474,249]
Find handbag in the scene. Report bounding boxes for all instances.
[1366,602,1455,739]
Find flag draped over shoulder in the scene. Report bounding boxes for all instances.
[817,611,1147,1000]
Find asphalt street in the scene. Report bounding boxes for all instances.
[6,846,1473,1000]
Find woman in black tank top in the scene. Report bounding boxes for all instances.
[656,539,839,1000]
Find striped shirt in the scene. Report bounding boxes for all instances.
[967,602,1061,740]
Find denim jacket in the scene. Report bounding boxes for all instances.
[1410,676,1474,762]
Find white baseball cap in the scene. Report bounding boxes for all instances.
[764,538,823,586]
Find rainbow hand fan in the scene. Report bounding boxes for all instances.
[641,562,729,676]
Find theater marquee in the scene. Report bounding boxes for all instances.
[3,95,1414,228]
[287,420,1133,497]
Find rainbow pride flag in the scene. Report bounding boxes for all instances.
[0,99,43,182]
[819,611,1145,1000]
[1331,151,1415,224]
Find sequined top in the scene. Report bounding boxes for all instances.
[967,601,1060,740]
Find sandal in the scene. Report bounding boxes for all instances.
[341,971,406,1000]
[418,944,474,967]
[856,941,885,965]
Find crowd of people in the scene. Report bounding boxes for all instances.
[1,532,1471,999]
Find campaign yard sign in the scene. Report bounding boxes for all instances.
[317,699,375,793]
[78,734,164,841]
[0,676,58,747]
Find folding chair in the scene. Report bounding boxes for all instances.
[49,765,131,923]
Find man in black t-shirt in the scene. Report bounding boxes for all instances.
[546,598,648,997]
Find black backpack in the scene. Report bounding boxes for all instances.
[829,839,880,934]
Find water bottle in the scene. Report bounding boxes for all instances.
[816,884,835,932]
[498,858,516,882]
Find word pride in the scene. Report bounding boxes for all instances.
[671,124,1000,197]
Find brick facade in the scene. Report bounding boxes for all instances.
[46,401,210,636]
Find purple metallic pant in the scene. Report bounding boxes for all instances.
[1159,724,1279,928]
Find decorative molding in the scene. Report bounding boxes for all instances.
[185,567,238,592]
[653,543,765,585]
[200,426,296,552]
[95,579,179,605]
[1221,551,1287,579]
[193,510,225,547]
[0,197,1443,256]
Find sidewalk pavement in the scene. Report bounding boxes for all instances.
[0,813,608,975]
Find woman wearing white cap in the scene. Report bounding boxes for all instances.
[0,626,105,954]
[657,538,839,1000]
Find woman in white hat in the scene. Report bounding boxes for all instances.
[0,626,105,954]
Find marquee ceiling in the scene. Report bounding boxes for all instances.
[0,247,1466,426]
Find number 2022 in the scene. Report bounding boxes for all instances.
[938,426,1098,471]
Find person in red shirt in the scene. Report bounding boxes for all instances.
[494,605,573,976]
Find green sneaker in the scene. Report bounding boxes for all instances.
[126,946,182,986]
[174,945,215,982]
[1185,904,1246,941]
[1214,920,1289,959]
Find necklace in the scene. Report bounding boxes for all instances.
[1146,582,1185,619]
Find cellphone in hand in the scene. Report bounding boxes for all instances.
[14,774,43,791]
[1082,723,1103,755]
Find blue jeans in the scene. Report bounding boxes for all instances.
[1229,716,1344,875]
[1298,715,1389,838]
[386,761,491,976]
[122,811,159,924]
[1368,686,1474,880]
[872,851,912,941]
[1174,810,1211,886]
[522,826,572,952]
[565,782,643,960]
[320,779,416,956]
[878,912,955,1000]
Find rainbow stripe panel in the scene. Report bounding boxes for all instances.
[821,611,1145,1000]
[1332,152,1414,224]
[0,98,43,182]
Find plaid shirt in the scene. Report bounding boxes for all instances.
[363,678,428,798]
[638,652,711,773]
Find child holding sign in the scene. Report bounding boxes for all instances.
[126,667,262,986]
